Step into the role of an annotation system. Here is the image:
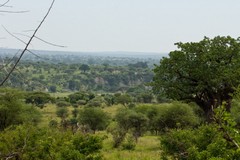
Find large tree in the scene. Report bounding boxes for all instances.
[152,36,240,120]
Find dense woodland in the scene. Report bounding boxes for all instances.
[2,36,240,160]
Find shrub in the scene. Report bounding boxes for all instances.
[56,100,71,107]
[161,124,240,160]
[121,135,136,150]
[78,108,110,133]
[156,102,200,131]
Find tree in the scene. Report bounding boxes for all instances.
[152,36,240,121]
[78,108,110,133]
[115,108,148,142]
[0,88,41,131]
[115,94,132,107]
[25,91,54,108]
[79,64,90,73]
[49,85,57,92]
[0,0,56,86]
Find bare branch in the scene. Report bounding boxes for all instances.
[14,32,66,48]
[0,0,10,8]
[34,36,66,48]
[2,26,27,45]
[0,0,56,86]
[0,10,29,13]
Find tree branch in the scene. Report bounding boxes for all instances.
[0,0,55,86]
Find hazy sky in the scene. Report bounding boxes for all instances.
[1,0,240,53]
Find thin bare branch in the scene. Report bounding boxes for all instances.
[22,29,35,32]
[0,10,29,13]
[35,36,66,48]
[14,32,66,48]
[2,26,27,45]
[0,0,55,86]
[0,0,10,8]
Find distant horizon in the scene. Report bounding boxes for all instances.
[0,47,168,56]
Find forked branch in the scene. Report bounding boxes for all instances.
[0,0,56,86]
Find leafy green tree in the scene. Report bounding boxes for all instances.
[138,92,154,103]
[78,108,110,133]
[79,64,90,73]
[49,85,57,92]
[152,36,240,120]
[0,88,41,131]
[56,107,69,129]
[25,91,54,108]
[115,94,132,107]
[68,92,95,104]
[115,108,148,142]
[160,107,240,160]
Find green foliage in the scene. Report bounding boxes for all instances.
[86,97,105,107]
[0,88,41,131]
[48,119,58,128]
[114,94,132,107]
[135,103,200,134]
[48,85,57,92]
[103,94,115,106]
[160,106,240,160]
[107,122,127,148]
[121,135,136,150]
[56,100,71,107]
[0,125,104,160]
[25,91,54,108]
[56,107,69,119]
[156,102,200,130]
[79,64,90,73]
[137,92,154,103]
[152,36,240,119]
[115,108,148,142]
[78,108,110,133]
[68,92,95,104]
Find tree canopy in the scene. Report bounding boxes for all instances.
[152,36,240,120]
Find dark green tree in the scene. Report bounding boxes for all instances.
[152,36,240,120]
[0,88,41,131]
[115,108,148,142]
[78,108,110,133]
[25,91,54,108]
[115,94,132,107]
[79,64,90,73]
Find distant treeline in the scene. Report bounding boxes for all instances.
[0,59,154,93]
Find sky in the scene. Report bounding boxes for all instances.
[1,0,240,54]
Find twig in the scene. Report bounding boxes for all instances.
[0,0,55,86]
[0,10,29,13]
[14,32,66,48]
[0,0,10,8]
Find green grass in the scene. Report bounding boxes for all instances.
[102,134,161,160]
[38,104,60,127]
[39,104,163,159]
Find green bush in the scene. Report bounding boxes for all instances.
[78,108,110,133]
[0,125,104,160]
[56,100,71,107]
[121,135,136,150]
[156,102,200,130]
[160,124,240,160]
[135,103,200,134]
